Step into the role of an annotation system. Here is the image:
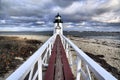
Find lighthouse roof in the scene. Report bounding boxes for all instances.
[54,13,63,23]
[55,13,61,17]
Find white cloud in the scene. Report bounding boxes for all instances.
[100,0,120,9]
[0,20,6,24]
[0,0,120,31]
[1,0,120,21]
[61,2,82,15]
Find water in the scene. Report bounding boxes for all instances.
[64,31,120,40]
[85,36,120,40]
[0,31,120,40]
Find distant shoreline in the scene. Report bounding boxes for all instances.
[0,31,120,40]
[0,31,120,35]
[0,31,53,36]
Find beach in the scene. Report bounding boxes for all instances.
[0,35,50,80]
[68,35,120,79]
[0,32,120,79]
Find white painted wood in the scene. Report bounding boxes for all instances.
[69,52,73,66]
[54,14,63,35]
[66,43,69,58]
[38,57,42,80]
[6,33,117,80]
[6,34,56,80]
[28,67,34,80]
[86,64,92,80]
[48,44,50,56]
[32,70,38,80]
[76,57,81,80]
[61,35,117,80]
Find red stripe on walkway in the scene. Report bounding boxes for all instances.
[44,35,74,80]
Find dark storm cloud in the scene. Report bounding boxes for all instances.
[0,0,54,16]
[61,13,91,23]
[0,0,120,23]
[52,0,78,7]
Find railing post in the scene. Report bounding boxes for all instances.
[69,52,73,65]
[28,67,34,80]
[6,35,56,80]
[38,57,42,80]
[63,39,66,49]
[85,64,92,80]
[66,43,69,58]
[76,56,81,80]
[45,46,49,64]
[62,35,117,80]
[49,43,52,57]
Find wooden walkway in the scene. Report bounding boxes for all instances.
[44,35,74,80]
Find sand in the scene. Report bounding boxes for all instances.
[1,34,120,79]
[0,35,50,42]
[0,35,50,80]
[68,36,120,79]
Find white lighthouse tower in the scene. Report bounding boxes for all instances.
[53,13,63,34]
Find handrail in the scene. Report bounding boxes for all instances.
[61,35,117,80]
[6,34,56,80]
[6,34,117,80]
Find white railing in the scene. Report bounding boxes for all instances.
[61,35,117,80]
[7,34,117,80]
[6,34,56,80]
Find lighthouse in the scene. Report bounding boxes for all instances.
[53,13,63,34]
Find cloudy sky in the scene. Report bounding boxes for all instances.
[0,0,120,31]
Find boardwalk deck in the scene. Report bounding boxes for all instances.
[44,35,74,80]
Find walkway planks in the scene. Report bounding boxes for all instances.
[44,35,74,80]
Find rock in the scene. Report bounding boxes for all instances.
[15,57,24,61]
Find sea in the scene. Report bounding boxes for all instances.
[0,31,120,40]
